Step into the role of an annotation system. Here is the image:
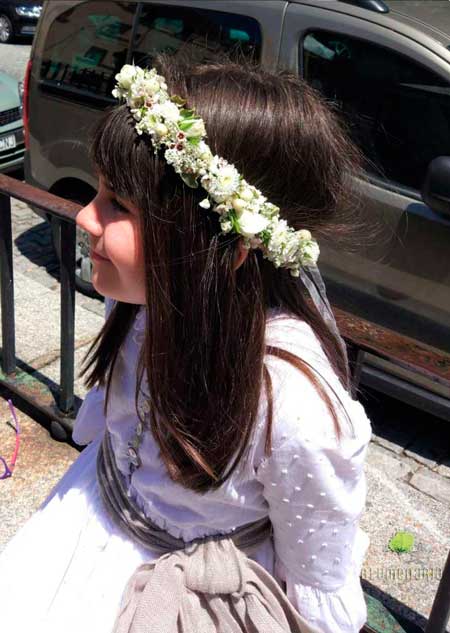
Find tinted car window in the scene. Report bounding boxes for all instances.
[39,1,137,105]
[302,31,450,191]
[132,4,261,67]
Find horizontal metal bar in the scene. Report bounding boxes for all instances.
[0,364,80,437]
[0,173,80,221]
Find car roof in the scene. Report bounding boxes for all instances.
[384,0,450,40]
[289,0,450,49]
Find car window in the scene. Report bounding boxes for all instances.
[39,1,137,104]
[302,31,450,192]
[132,4,261,67]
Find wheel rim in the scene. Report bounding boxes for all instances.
[0,16,11,42]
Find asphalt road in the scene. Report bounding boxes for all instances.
[0,41,32,81]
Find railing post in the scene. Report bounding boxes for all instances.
[347,341,364,398]
[425,549,450,633]
[0,192,16,375]
[58,217,76,415]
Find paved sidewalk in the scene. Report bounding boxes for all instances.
[1,195,450,632]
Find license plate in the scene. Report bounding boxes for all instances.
[0,134,16,152]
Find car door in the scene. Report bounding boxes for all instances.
[279,1,450,358]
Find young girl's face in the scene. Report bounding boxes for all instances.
[75,177,146,305]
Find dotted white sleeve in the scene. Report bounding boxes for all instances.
[255,352,372,632]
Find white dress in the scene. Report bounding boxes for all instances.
[0,300,373,633]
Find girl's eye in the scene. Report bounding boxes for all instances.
[111,198,128,214]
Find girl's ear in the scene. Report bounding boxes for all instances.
[233,240,250,271]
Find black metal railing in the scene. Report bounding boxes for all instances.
[0,173,81,436]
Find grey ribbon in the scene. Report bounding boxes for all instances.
[299,264,350,378]
[96,431,325,633]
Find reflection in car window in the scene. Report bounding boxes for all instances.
[40,1,137,104]
[302,31,450,191]
[132,4,261,67]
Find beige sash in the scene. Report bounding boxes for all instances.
[97,431,325,633]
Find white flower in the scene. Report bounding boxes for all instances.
[213,203,229,216]
[154,123,169,138]
[144,77,161,95]
[184,119,206,138]
[202,157,240,202]
[298,229,312,241]
[237,210,270,237]
[198,141,213,163]
[115,64,140,90]
[220,219,233,233]
[239,186,254,202]
[302,240,320,264]
[199,198,211,209]
[152,101,180,122]
[231,197,247,215]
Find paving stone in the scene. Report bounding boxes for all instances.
[361,461,450,631]
[434,459,450,480]
[0,270,105,366]
[371,431,409,455]
[367,442,420,480]
[409,467,450,505]
[0,398,79,553]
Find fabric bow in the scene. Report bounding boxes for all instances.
[111,536,324,633]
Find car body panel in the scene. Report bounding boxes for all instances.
[0,70,21,109]
[0,0,42,39]
[280,1,450,359]
[0,69,24,172]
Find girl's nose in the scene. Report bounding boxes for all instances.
[76,198,103,237]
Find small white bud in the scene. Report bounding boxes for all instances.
[239,188,254,202]
[231,197,247,214]
[154,123,168,137]
[298,229,312,241]
[199,198,211,209]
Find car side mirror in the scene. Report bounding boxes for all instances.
[421,156,450,218]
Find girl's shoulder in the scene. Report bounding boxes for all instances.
[262,308,372,450]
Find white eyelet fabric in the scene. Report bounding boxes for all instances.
[0,297,372,633]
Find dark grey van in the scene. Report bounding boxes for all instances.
[24,0,450,417]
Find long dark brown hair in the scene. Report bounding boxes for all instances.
[79,55,365,492]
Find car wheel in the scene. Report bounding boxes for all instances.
[50,213,102,300]
[0,14,13,43]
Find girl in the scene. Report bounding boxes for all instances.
[0,56,372,633]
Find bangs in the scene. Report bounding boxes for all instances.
[90,105,157,205]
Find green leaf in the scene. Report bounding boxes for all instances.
[180,108,195,118]
[229,210,240,234]
[179,119,196,132]
[388,531,415,553]
[259,229,271,246]
[170,95,186,106]
[180,173,198,189]
[188,136,201,146]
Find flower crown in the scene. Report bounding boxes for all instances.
[112,64,319,277]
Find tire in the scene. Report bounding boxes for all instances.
[50,201,102,299]
[0,14,13,43]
